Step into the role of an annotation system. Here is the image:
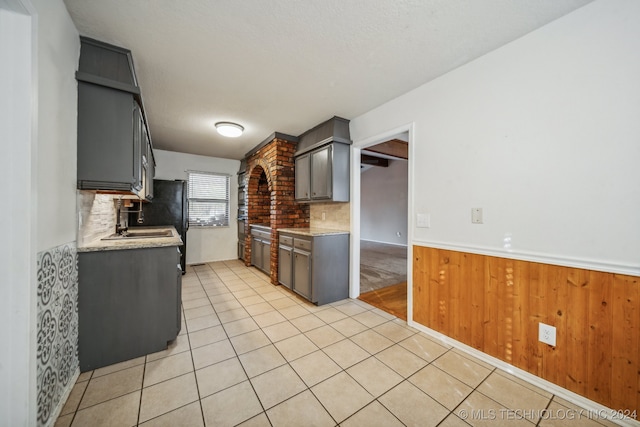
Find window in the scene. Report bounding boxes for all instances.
[187,171,230,227]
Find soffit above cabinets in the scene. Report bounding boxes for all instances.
[63,0,593,160]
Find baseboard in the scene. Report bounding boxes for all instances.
[45,368,80,427]
[361,238,408,248]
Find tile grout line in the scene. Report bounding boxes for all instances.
[215,264,346,425]
[232,268,415,425]
[180,279,208,427]
[68,260,583,427]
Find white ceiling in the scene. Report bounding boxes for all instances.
[63,0,593,160]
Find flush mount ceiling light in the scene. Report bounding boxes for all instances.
[215,121,244,138]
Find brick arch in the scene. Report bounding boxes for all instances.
[248,158,274,190]
[244,136,310,284]
[247,161,274,228]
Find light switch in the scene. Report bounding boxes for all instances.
[417,213,430,228]
[471,208,483,224]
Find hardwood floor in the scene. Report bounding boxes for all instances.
[358,282,407,321]
[360,240,407,293]
[359,240,408,319]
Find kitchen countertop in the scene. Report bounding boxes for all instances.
[250,224,271,231]
[278,227,350,237]
[78,226,183,252]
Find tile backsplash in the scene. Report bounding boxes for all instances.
[310,202,350,231]
[77,191,117,246]
[37,242,78,426]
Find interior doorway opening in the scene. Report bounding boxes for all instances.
[357,133,409,320]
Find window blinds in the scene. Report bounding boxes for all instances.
[187,171,230,227]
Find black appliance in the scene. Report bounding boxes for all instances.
[129,179,188,274]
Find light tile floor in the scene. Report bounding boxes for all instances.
[56,260,621,427]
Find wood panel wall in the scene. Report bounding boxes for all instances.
[412,246,639,413]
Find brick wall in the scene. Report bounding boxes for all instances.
[244,137,309,284]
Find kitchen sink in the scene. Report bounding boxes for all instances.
[101,229,173,240]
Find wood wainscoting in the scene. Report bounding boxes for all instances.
[412,245,639,413]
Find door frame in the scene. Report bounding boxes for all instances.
[349,123,415,322]
[0,0,38,424]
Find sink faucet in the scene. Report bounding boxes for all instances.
[115,198,128,235]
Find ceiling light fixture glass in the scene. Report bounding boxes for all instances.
[215,121,244,138]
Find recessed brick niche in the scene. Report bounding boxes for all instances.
[244,134,309,284]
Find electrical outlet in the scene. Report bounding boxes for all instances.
[321,211,326,221]
[538,323,556,346]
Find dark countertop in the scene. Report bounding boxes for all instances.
[78,226,183,252]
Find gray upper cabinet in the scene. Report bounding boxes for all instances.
[295,117,351,203]
[143,130,155,200]
[294,153,311,200]
[76,36,154,200]
[311,144,331,199]
[295,142,349,202]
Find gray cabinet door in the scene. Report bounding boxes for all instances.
[175,248,182,337]
[132,104,143,192]
[78,246,179,371]
[77,82,137,191]
[238,241,245,261]
[251,237,261,269]
[278,245,293,289]
[295,153,311,200]
[311,144,332,200]
[143,132,154,200]
[293,249,312,301]
[262,241,271,275]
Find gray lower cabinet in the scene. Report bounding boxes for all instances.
[250,226,271,275]
[78,245,181,372]
[293,248,312,300]
[251,236,262,269]
[262,241,271,276]
[278,244,293,289]
[238,240,246,261]
[237,219,246,261]
[278,231,349,305]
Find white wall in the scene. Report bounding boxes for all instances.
[1,0,79,425]
[34,0,79,252]
[360,160,408,245]
[1,6,36,426]
[350,0,640,275]
[154,149,240,263]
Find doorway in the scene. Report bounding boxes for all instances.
[351,130,411,320]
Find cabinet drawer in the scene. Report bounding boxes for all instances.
[279,235,293,246]
[293,238,312,251]
[251,229,270,240]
